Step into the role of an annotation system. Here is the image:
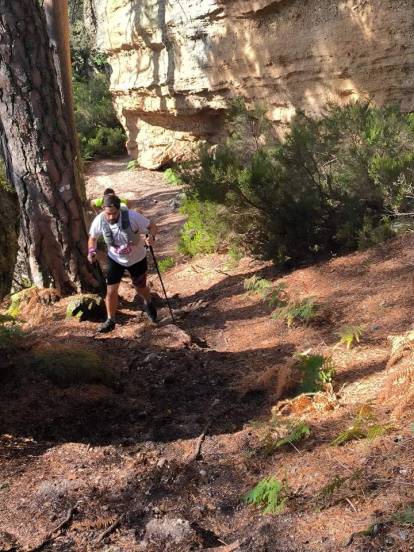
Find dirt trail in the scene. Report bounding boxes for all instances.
[86,157,185,259]
[0,159,413,552]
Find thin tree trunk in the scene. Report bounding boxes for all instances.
[44,0,85,200]
[0,0,105,295]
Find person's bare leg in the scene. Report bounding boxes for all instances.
[133,283,157,322]
[98,283,120,333]
[134,284,151,303]
[106,283,120,319]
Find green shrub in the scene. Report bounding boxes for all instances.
[31,347,119,388]
[157,257,175,273]
[178,197,237,257]
[73,74,126,160]
[163,167,181,186]
[176,100,414,266]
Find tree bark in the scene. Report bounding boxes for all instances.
[0,0,105,295]
[44,0,85,200]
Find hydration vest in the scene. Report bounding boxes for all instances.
[101,205,141,247]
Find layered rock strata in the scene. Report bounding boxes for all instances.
[92,0,414,168]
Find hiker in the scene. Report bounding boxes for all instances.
[87,194,158,333]
[90,188,131,215]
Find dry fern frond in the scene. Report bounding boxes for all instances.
[234,362,301,400]
[72,514,118,532]
[384,331,414,420]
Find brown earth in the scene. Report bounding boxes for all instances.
[0,157,413,552]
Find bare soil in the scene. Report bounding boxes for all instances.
[0,157,413,552]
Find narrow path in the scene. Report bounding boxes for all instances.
[86,157,185,258]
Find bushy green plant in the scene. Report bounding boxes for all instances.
[157,257,175,273]
[163,167,181,186]
[31,347,119,388]
[176,100,414,266]
[178,197,240,257]
[73,73,126,160]
[241,473,290,515]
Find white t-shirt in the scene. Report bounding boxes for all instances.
[89,210,151,266]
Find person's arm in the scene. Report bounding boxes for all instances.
[144,219,157,247]
[87,236,98,263]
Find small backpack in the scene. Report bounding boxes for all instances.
[101,205,141,247]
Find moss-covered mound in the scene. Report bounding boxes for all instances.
[31,347,119,388]
[66,294,106,321]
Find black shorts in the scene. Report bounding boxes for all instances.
[106,256,148,287]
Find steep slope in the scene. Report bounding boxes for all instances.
[0,160,413,551]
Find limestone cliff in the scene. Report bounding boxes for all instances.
[91,0,414,169]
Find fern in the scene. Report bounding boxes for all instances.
[331,403,390,446]
[385,330,414,420]
[241,474,289,515]
[319,476,347,496]
[243,276,287,306]
[389,507,414,526]
[252,417,311,456]
[276,421,311,447]
[335,324,366,349]
[330,422,366,446]
[243,275,273,301]
[272,296,317,327]
[293,352,336,393]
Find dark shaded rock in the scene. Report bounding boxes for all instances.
[66,294,105,321]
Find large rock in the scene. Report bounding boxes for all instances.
[92,0,414,168]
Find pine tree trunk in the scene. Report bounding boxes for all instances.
[0,0,105,295]
[44,0,85,200]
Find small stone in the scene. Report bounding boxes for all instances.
[157,458,166,468]
[199,470,207,476]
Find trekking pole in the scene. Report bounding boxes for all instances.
[145,237,176,325]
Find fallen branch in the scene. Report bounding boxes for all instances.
[187,405,234,463]
[96,514,124,544]
[201,541,241,552]
[29,505,78,552]
[188,416,215,463]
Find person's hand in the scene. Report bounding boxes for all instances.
[88,247,97,263]
[144,234,155,247]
